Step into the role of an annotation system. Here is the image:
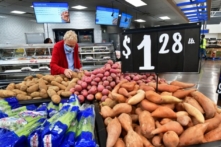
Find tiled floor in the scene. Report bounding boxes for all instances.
[159,60,221,105]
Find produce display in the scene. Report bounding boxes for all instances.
[99,79,221,147]
[0,95,96,147]
[71,60,166,102]
[0,72,84,103]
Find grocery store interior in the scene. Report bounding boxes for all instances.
[0,0,221,146]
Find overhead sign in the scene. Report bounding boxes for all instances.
[120,22,201,73]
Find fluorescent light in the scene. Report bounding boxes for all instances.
[11,10,25,14]
[125,0,147,7]
[135,19,146,22]
[30,5,33,7]
[72,5,87,10]
[119,14,121,17]
[159,16,170,20]
[0,16,6,18]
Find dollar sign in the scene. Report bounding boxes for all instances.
[122,35,131,59]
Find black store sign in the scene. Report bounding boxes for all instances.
[121,23,201,73]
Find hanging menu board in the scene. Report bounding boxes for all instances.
[120,23,201,73]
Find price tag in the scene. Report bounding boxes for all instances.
[217,83,221,94]
[121,23,201,73]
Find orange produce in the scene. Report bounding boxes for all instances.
[139,111,155,139]
[184,96,204,114]
[170,80,195,88]
[151,107,177,118]
[114,138,126,147]
[140,99,159,112]
[163,131,179,147]
[173,89,196,98]
[149,83,180,92]
[204,123,221,143]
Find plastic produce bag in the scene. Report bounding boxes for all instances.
[28,105,72,147]
[0,118,46,147]
[60,119,78,147]
[0,117,27,131]
[68,94,80,107]
[75,104,96,147]
[0,104,36,119]
[47,102,59,118]
[41,106,79,147]
[0,97,20,111]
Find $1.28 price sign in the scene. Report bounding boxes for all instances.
[120,23,201,73]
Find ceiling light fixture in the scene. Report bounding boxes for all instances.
[11,10,26,14]
[72,5,87,10]
[125,0,147,7]
[30,5,33,8]
[135,19,146,22]
[159,16,170,20]
[119,14,121,17]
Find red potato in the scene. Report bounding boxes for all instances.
[104,71,110,77]
[84,71,91,76]
[81,82,87,89]
[85,77,92,83]
[101,95,108,101]
[106,86,112,91]
[102,89,109,95]
[102,77,107,81]
[107,76,113,82]
[87,85,92,90]
[81,90,88,97]
[74,91,79,95]
[91,81,98,86]
[74,85,82,92]
[111,73,117,79]
[91,74,96,79]
[103,81,110,87]
[78,95,85,103]
[112,63,118,69]
[110,81,116,88]
[94,77,101,82]
[107,60,114,65]
[98,82,103,85]
[97,85,104,92]
[70,88,75,93]
[124,76,131,81]
[96,74,103,78]
[77,80,83,85]
[87,94,94,100]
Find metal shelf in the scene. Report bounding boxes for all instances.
[79,52,111,55]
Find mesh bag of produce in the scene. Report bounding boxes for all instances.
[75,104,96,147]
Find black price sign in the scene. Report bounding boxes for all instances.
[121,23,201,73]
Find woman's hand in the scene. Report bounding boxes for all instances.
[64,69,72,78]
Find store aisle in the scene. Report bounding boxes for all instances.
[160,60,221,104]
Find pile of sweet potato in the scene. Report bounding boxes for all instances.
[0,72,84,103]
[100,80,221,147]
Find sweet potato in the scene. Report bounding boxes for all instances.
[130,114,138,123]
[139,111,155,139]
[51,95,61,104]
[27,84,39,93]
[179,123,208,146]
[113,103,132,116]
[145,91,163,104]
[184,96,204,114]
[177,115,192,126]
[135,108,143,115]
[0,90,16,98]
[100,106,115,118]
[140,99,159,112]
[128,90,145,105]
[205,113,221,132]
[173,89,196,98]
[118,113,133,132]
[155,121,163,138]
[100,98,117,108]
[160,95,182,103]
[139,134,154,147]
[151,107,177,118]
[121,81,136,91]
[175,103,185,111]
[104,117,113,126]
[114,138,126,147]
[151,121,183,135]
[191,91,216,119]
[148,83,180,92]
[160,118,173,125]
[204,123,221,143]
[128,85,140,96]
[118,88,130,97]
[135,125,142,135]
[139,84,155,92]
[30,92,40,98]
[125,129,143,147]
[60,91,72,97]
[6,83,15,90]
[16,94,31,100]
[106,118,122,147]
[112,80,128,102]
[183,102,205,123]
[152,135,162,147]
[160,91,172,96]
[161,103,175,110]
[170,80,195,88]
[163,131,179,147]
[51,81,66,90]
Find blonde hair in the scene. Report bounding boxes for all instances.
[63,30,78,42]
